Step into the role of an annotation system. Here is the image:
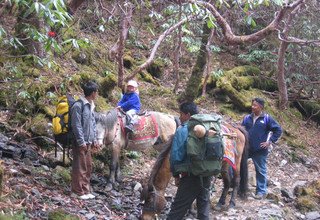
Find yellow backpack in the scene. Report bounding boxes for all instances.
[52,94,83,143]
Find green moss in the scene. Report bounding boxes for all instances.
[146,58,165,78]
[123,54,135,69]
[28,113,48,135]
[53,166,72,185]
[225,65,260,76]
[99,73,117,98]
[48,209,79,220]
[231,76,255,90]
[296,197,318,212]
[95,95,111,112]
[138,70,159,85]
[0,212,26,220]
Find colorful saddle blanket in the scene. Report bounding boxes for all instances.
[222,125,237,170]
[130,114,159,142]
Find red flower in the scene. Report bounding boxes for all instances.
[48,31,56,38]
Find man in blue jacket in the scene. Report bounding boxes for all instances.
[168,102,211,220]
[242,97,282,199]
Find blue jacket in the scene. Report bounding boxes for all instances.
[242,113,282,154]
[117,92,141,112]
[170,122,188,175]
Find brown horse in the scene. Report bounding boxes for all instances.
[140,122,249,220]
[96,108,178,190]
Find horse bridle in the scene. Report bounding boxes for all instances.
[103,117,121,146]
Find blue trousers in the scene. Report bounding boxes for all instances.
[250,152,268,195]
[167,175,211,220]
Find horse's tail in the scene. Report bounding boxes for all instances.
[238,126,249,199]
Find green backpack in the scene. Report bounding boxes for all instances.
[174,113,224,177]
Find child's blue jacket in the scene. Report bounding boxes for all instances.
[117,92,141,112]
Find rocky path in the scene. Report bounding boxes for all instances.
[1,132,320,220]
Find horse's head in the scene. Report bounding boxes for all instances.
[96,118,105,146]
[140,184,166,220]
[95,109,120,146]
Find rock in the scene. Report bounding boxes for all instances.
[20,167,32,175]
[280,159,287,167]
[22,158,33,166]
[31,188,41,198]
[133,182,142,192]
[306,211,320,220]
[281,188,294,199]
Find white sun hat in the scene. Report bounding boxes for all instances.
[127,80,138,87]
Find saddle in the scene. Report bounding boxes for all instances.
[119,111,159,142]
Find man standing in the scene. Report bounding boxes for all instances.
[242,97,282,199]
[70,81,99,200]
[167,102,211,220]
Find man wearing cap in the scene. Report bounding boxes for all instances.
[117,80,141,132]
[242,97,282,199]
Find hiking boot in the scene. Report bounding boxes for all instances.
[254,193,266,200]
[125,124,134,133]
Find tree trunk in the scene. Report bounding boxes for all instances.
[202,29,214,96]
[277,41,289,109]
[181,22,211,102]
[173,1,183,93]
[116,2,133,89]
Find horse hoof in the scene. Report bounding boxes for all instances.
[105,183,113,192]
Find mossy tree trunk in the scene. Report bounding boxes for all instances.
[181,22,211,102]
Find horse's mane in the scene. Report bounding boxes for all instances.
[147,137,173,188]
[99,108,118,130]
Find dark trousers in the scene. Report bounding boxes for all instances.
[167,175,212,220]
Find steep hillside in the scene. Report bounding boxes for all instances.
[0,4,319,219]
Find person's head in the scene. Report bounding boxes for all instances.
[179,102,198,123]
[126,80,138,93]
[251,97,264,115]
[82,81,99,99]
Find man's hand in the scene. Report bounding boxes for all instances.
[92,141,102,153]
[260,141,271,149]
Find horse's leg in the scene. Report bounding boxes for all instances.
[215,162,230,211]
[106,143,121,191]
[229,168,240,208]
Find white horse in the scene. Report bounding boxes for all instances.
[96,108,178,190]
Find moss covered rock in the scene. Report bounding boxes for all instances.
[48,209,79,220]
[99,73,117,99]
[146,58,165,78]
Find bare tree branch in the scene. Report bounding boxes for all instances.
[125,15,195,82]
[188,0,305,45]
[278,32,320,46]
